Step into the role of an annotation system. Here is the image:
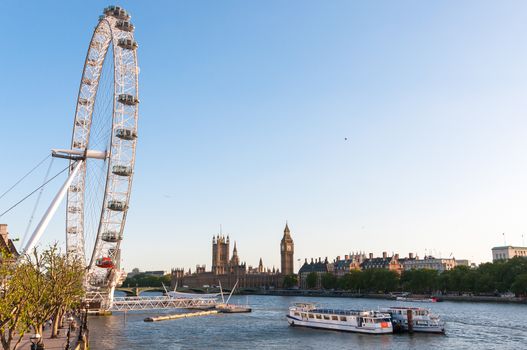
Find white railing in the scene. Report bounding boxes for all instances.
[110,296,218,311]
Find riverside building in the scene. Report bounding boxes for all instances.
[0,224,19,261]
[402,255,457,272]
[492,246,527,262]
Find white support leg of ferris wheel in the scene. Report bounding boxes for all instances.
[22,160,84,255]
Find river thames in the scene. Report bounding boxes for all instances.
[89,294,526,349]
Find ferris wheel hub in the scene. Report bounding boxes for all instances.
[52,148,107,160]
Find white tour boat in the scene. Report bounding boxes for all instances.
[287,303,393,334]
[380,306,445,333]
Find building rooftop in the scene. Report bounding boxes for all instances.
[492,246,527,250]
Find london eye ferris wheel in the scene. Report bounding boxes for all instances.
[22,6,140,305]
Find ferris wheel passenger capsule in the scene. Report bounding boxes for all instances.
[108,200,128,212]
[95,257,115,269]
[102,231,121,243]
[115,128,137,140]
[112,165,132,176]
[116,20,134,32]
[117,94,139,105]
[117,38,138,50]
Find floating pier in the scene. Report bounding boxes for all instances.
[144,310,219,322]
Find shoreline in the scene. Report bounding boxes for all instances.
[239,289,527,304]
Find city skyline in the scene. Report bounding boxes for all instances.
[1,1,527,271]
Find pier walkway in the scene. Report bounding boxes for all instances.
[110,295,218,311]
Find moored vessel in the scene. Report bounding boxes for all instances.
[380,306,445,333]
[396,296,439,303]
[287,303,393,334]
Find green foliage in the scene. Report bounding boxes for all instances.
[511,273,527,296]
[306,272,318,289]
[0,245,85,350]
[321,273,337,289]
[282,274,298,289]
[401,269,439,293]
[122,273,171,287]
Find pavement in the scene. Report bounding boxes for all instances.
[16,318,80,350]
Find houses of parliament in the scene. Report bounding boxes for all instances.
[171,224,294,289]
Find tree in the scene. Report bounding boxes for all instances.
[511,273,527,296]
[123,273,171,287]
[44,247,85,338]
[0,249,30,350]
[282,275,298,289]
[321,273,337,290]
[306,272,317,289]
[401,269,438,293]
[15,245,85,347]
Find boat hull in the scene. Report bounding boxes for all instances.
[286,315,392,334]
[217,307,252,313]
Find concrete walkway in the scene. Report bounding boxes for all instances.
[15,319,80,350]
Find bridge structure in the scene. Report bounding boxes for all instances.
[115,286,165,296]
[109,296,218,311]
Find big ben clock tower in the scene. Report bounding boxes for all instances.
[280,222,294,275]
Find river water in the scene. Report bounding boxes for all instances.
[88,293,526,349]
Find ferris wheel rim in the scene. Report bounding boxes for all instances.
[65,8,139,291]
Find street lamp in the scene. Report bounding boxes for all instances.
[29,334,41,350]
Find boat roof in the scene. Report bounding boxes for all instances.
[384,306,428,310]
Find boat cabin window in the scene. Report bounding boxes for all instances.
[301,313,306,318]
[316,315,322,319]
[323,315,330,320]
[294,312,300,316]
[339,316,347,321]
[308,314,314,319]
[331,316,338,321]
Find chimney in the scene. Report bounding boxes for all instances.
[0,224,8,245]
[382,251,387,259]
[369,253,373,259]
[409,252,414,259]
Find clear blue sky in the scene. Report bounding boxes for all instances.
[1,1,527,272]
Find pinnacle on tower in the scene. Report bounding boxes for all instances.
[284,221,290,235]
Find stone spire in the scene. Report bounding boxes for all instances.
[284,221,290,236]
[230,241,239,266]
[258,257,263,273]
